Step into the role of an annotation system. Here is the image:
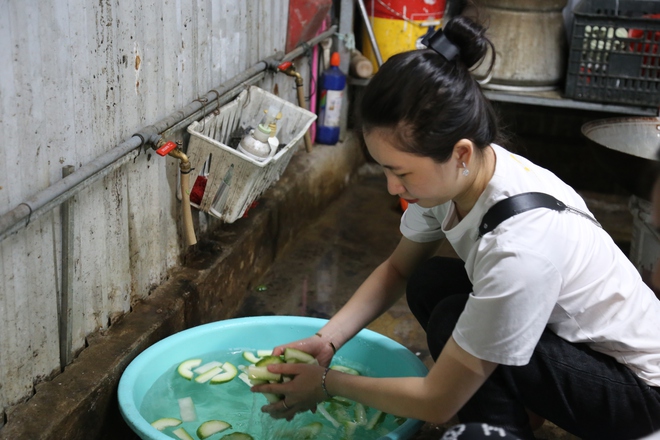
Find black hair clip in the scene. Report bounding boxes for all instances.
[422,28,460,62]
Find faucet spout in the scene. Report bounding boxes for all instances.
[278,61,313,153]
[155,140,197,247]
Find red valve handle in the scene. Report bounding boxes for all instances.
[278,61,293,71]
[156,141,177,156]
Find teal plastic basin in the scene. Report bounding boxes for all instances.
[118,315,427,439]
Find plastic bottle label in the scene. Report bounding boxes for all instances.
[320,90,343,127]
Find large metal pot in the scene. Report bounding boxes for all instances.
[582,117,660,299]
[581,117,660,200]
[471,0,568,89]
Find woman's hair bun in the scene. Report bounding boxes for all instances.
[442,15,493,70]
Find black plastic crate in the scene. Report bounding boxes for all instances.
[565,0,660,107]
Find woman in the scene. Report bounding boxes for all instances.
[251,15,660,439]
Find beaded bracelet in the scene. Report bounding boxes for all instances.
[321,366,333,399]
[314,332,337,354]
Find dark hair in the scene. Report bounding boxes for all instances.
[358,15,502,163]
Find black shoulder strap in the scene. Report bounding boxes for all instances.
[478,192,600,237]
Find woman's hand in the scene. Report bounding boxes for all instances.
[271,334,335,367]
[251,363,327,420]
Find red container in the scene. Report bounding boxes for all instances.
[286,0,333,53]
[362,0,445,70]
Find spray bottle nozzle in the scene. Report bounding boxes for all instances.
[260,105,283,137]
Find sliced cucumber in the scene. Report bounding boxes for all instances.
[194,365,223,383]
[327,401,352,424]
[298,421,322,439]
[365,410,385,430]
[255,355,284,367]
[317,403,340,428]
[194,360,223,375]
[177,358,202,380]
[172,427,194,440]
[256,349,273,357]
[283,347,315,364]
[237,372,252,386]
[331,396,353,406]
[330,365,361,375]
[210,362,238,384]
[263,392,282,403]
[178,397,196,422]
[242,351,261,364]
[247,373,281,402]
[247,365,281,382]
[196,420,231,439]
[344,420,359,439]
[220,433,254,440]
[355,402,367,425]
[150,417,182,431]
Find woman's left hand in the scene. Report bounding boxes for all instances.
[250,362,327,420]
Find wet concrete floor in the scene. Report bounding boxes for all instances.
[235,164,634,439]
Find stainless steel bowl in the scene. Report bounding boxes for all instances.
[582,117,660,200]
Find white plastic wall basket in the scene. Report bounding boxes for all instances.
[186,86,316,223]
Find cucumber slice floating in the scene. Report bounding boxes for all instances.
[220,433,254,440]
[194,361,223,375]
[344,420,359,439]
[210,362,238,384]
[172,427,194,440]
[331,396,353,406]
[177,359,202,380]
[194,365,223,383]
[366,410,385,430]
[150,417,182,431]
[242,351,261,364]
[283,347,315,364]
[298,421,322,438]
[178,397,196,422]
[355,402,368,425]
[237,372,252,386]
[317,403,340,428]
[330,365,361,375]
[256,349,273,358]
[196,420,231,439]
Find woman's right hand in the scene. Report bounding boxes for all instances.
[271,334,336,367]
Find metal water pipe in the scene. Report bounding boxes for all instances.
[0,25,337,243]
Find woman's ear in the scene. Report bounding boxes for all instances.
[453,139,475,167]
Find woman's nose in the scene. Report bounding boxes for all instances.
[385,174,404,196]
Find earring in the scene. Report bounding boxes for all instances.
[462,162,469,177]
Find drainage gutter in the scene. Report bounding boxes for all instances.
[0,25,337,243]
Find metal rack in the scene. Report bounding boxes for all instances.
[482,88,659,116]
[348,77,659,116]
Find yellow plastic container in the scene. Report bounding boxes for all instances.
[362,0,445,71]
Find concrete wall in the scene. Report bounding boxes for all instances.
[0,0,318,424]
[0,135,366,440]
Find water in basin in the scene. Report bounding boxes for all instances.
[140,348,405,439]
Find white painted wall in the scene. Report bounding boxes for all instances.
[0,0,314,418]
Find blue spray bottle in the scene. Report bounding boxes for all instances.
[316,52,346,145]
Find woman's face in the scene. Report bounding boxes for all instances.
[363,128,462,209]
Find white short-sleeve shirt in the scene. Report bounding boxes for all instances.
[400,144,660,387]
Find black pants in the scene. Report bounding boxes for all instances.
[406,256,660,440]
